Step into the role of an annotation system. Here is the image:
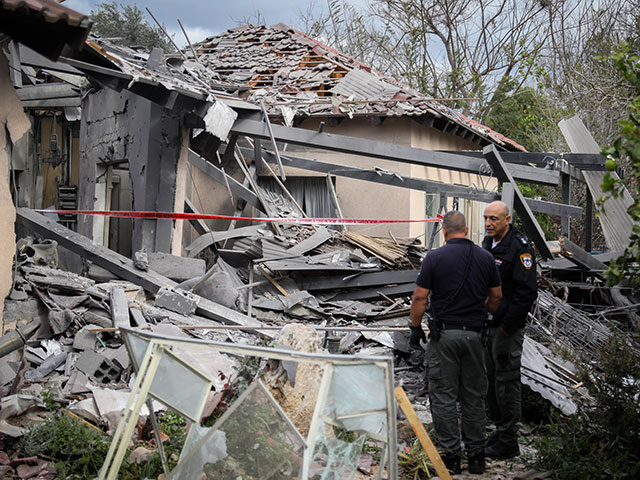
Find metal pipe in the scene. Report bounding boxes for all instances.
[0,319,41,359]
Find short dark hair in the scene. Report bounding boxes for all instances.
[442,210,466,234]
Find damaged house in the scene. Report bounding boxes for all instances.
[2,1,639,478]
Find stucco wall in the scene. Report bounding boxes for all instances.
[1,50,30,333]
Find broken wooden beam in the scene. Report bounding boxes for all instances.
[483,145,554,260]
[187,149,265,214]
[559,236,607,272]
[242,147,580,218]
[231,117,560,185]
[297,269,418,291]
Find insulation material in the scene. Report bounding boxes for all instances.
[203,100,238,142]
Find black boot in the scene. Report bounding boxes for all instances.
[468,452,485,474]
[485,431,500,447]
[485,440,520,459]
[441,453,461,474]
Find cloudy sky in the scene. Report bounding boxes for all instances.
[64,0,337,47]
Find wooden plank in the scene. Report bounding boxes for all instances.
[243,147,579,218]
[16,208,272,337]
[395,386,452,480]
[297,269,418,291]
[559,236,607,272]
[231,117,559,185]
[187,149,265,213]
[483,146,553,260]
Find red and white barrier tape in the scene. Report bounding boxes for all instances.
[34,209,443,226]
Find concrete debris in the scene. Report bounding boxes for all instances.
[133,249,149,271]
[178,270,239,309]
[154,286,199,315]
[148,252,205,282]
[109,286,130,330]
[72,324,99,351]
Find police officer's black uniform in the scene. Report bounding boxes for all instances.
[482,224,537,459]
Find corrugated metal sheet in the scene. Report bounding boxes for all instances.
[558,116,633,251]
[330,68,400,101]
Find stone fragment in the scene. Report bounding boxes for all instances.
[73,324,100,351]
[154,287,198,315]
[133,249,149,271]
[264,324,326,436]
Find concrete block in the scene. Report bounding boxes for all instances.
[103,345,130,370]
[74,350,122,385]
[154,287,198,315]
[148,252,205,282]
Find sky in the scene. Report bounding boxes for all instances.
[63,0,336,47]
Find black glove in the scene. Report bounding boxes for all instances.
[409,325,427,349]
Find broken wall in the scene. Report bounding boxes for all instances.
[79,88,188,256]
[0,47,30,333]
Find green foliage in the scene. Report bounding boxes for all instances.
[534,336,640,479]
[19,414,111,478]
[485,82,563,152]
[601,45,640,295]
[397,437,435,479]
[90,1,175,52]
[18,409,188,479]
[203,399,300,479]
[513,182,560,240]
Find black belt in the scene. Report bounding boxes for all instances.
[441,323,483,333]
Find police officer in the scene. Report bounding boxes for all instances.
[410,211,502,475]
[482,201,538,460]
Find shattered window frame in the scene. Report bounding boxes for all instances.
[98,327,398,480]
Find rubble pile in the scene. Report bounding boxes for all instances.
[0,224,637,478]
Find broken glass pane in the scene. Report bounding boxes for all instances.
[148,348,211,422]
[323,364,388,440]
[169,381,304,480]
[310,424,366,480]
[122,330,150,369]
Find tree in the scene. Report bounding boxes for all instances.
[601,45,640,296]
[90,1,175,52]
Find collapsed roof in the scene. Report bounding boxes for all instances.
[191,23,526,151]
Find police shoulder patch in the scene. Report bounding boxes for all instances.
[520,253,533,270]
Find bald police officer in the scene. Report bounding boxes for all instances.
[482,201,538,460]
[411,211,502,475]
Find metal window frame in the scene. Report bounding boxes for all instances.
[98,328,398,479]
